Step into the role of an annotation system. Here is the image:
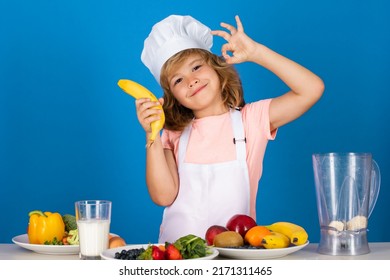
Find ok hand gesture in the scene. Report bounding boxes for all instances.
[211,15,258,64]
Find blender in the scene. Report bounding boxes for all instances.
[312,153,380,255]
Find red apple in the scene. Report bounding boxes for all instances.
[205,225,228,245]
[226,214,257,238]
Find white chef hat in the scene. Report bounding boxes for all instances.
[141,15,213,84]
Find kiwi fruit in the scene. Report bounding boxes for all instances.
[213,231,244,247]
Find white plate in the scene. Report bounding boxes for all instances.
[216,241,309,259]
[12,234,79,255]
[101,244,219,260]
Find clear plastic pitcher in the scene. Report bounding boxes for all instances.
[312,153,380,255]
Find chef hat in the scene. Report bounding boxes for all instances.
[141,15,213,84]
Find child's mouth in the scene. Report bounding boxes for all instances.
[190,84,207,97]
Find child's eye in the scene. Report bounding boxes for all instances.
[193,65,202,71]
[173,77,182,85]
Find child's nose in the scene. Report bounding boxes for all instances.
[189,79,199,88]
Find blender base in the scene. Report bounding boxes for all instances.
[317,228,370,256]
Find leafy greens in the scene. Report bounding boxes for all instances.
[173,234,209,259]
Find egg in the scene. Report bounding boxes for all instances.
[109,236,126,248]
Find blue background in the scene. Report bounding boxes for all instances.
[1,0,389,244]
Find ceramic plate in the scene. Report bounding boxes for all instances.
[216,241,309,259]
[101,244,219,260]
[12,234,79,255]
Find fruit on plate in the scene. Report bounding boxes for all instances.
[136,234,209,260]
[202,213,309,249]
[165,244,183,260]
[117,79,165,148]
[213,231,244,247]
[109,236,126,249]
[205,225,228,245]
[261,232,290,249]
[150,245,165,260]
[226,214,257,238]
[27,210,65,245]
[266,221,308,246]
[244,225,271,247]
[115,247,146,260]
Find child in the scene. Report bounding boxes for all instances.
[137,15,324,243]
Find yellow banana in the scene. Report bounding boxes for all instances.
[261,232,290,249]
[117,79,165,148]
[266,222,308,246]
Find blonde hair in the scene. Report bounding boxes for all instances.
[160,49,244,131]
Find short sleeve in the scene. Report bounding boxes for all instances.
[161,129,182,150]
[242,99,277,141]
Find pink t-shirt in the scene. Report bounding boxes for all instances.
[161,99,277,220]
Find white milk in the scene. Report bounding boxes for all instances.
[77,219,110,258]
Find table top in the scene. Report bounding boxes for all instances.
[1,242,389,260]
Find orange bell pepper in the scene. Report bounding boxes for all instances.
[27,210,65,244]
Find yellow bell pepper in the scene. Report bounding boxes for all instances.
[27,210,65,244]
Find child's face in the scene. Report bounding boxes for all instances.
[167,53,225,118]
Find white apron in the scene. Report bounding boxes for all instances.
[158,109,251,243]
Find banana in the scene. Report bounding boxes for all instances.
[266,222,308,246]
[117,79,165,148]
[261,232,290,249]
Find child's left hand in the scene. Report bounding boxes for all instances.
[211,15,258,64]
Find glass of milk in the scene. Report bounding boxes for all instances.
[75,200,112,260]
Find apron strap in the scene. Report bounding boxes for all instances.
[230,108,247,162]
[178,123,191,164]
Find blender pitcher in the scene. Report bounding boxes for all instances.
[312,153,380,255]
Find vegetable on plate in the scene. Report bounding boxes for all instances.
[27,210,65,245]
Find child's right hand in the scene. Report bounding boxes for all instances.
[135,98,164,135]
